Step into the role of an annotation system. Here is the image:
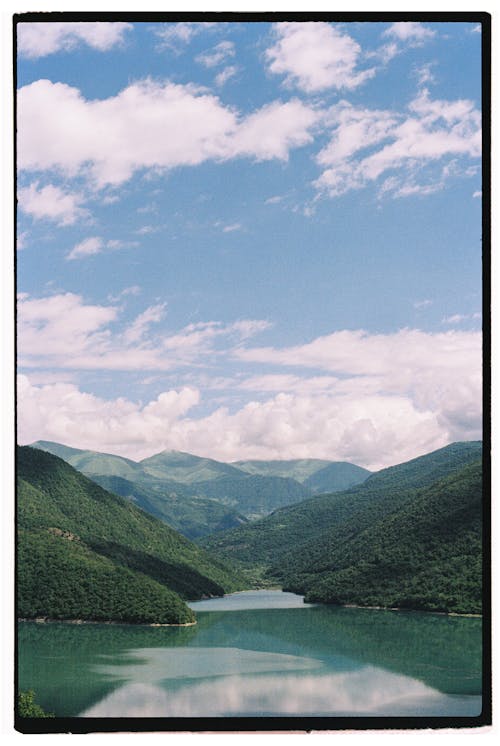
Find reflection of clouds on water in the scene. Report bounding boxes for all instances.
[92,646,321,683]
[81,660,482,717]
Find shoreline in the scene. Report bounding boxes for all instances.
[339,603,482,618]
[18,617,197,627]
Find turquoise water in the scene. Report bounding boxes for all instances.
[18,591,482,718]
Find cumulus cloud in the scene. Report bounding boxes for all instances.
[17,181,87,225]
[17,21,132,58]
[17,316,482,469]
[314,89,481,198]
[266,22,376,93]
[18,79,318,187]
[383,22,436,44]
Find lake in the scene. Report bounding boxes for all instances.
[17,590,482,719]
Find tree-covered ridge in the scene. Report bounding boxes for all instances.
[281,459,483,614]
[91,474,249,540]
[201,442,483,614]
[202,441,483,567]
[17,446,245,625]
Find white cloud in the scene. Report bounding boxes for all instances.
[17,21,132,59]
[17,317,482,469]
[473,190,482,198]
[413,299,433,309]
[266,22,376,93]
[383,22,436,44]
[123,303,167,344]
[196,41,235,68]
[230,99,318,161]
[66,236,138,260]
[221,223,242,233]
[17,292,270,373]
[18,182,87,225]
[314,89,481,198]
[215,66,239,87]
[442,312,481,325]
[153,22,218,52]
[67,236,104,260]
[18,79,318,187]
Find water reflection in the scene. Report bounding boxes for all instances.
[18,592,482,718]
[81,668,481,717]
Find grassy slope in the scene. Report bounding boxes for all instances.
[17,447,245,624]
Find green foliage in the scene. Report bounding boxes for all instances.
[92,474,248,539]
[17,446,245,624]
[294,460,483,615]
[202,443,483,615]
[18,690,54,718]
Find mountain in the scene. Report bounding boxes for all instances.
[201,442,483,614]
[282,459,483,614]
[31,442,251,538]
[92,474,249,539]
[233,458,371,493]
[32,440,144,481]
[303,461,372,493]
[17,446,244,625]
[31,441,313,526]
[140,450,244,483]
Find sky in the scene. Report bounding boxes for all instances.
[15,15,484,470]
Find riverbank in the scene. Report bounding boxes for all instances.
[18,617,197,627]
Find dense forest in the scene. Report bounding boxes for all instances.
[20,441,484,618]
[202,442,483,614]
[17,446,244,624]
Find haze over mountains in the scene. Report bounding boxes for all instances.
[31,441,371,537]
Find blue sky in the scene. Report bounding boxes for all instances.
[16,17,484,469]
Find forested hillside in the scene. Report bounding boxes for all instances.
[17,447,244,624]
[281,460,483,614]
[202,442,483,614]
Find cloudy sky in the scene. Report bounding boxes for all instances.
[16,16,484,470]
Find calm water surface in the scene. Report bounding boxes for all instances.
[18,590,482,718]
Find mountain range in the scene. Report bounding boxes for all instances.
[31,441,371,537]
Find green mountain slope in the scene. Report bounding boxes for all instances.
[92,474,249,539]
[284,460,483,614]
[202,441,483,569]
[233,458,332,481]
[17,447,244,624]
[193,474,311,518]
[31,441,314,524]
[32,441,254,536]
[33,440,143,480]
[140,450,244,483]
[303,461,372,493]
[232,458,371,493]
